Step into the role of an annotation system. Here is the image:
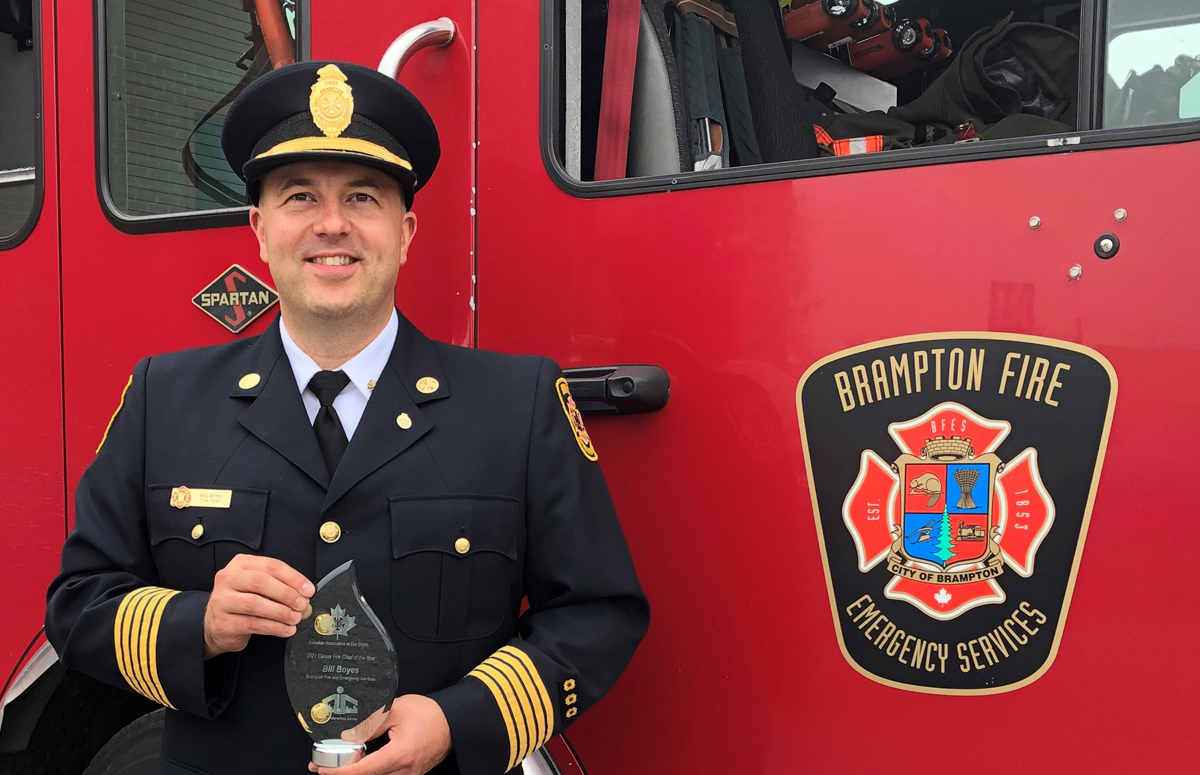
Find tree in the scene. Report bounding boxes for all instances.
[934,504,956,565]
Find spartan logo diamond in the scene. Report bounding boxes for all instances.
[192,264,279,334]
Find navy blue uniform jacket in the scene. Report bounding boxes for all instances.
[45,312,649,775]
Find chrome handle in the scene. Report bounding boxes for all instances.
[0,167,35,187]
[377,18,456,79]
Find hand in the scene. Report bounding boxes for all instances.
[203,554,314,659]
[310,695,452,775]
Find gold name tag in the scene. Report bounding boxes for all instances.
[169,486,232,509]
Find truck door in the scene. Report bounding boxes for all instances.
[475,0,1199,772]
[2,0,63,676]
[55,0,475,529]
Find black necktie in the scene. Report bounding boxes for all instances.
[308,370,351,476]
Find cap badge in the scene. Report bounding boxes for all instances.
[309,64,354,138]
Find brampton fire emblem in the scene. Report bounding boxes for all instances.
[797,333,1116,694]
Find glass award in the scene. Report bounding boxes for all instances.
[284,560,399,769]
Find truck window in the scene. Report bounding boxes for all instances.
[551,0,1088,185]
[1103,0,1200,128]
[100,0,306,221]
[0,1,39,247]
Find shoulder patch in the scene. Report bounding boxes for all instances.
[555,378,598,462]
[97,375,133,454]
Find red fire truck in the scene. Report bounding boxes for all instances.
[2,0,1198,772]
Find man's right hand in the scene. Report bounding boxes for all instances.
[203,554,315,660]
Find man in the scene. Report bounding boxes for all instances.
[45,61,649,775]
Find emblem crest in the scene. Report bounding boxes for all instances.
[309,64,354,138]
[169,486,191,509]
[798,333,1116,693]
[556,378,598,461]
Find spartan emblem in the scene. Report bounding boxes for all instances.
[845,403,1054,620]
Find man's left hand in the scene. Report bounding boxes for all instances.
[310,694,451,775]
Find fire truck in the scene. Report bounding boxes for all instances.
[2,0,1198,771]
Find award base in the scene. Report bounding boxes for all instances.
[312,740,366,769]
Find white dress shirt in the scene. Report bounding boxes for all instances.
[279,309,398,441]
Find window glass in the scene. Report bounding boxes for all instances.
[1103,0,1200,128]
[0,3,38,243]
[102,0,305,217]
[554,0,1083,184]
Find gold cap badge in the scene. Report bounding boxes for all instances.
[310,64,354,138]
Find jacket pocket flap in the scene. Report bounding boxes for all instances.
[147,484,269,550]
[390,495,518,560]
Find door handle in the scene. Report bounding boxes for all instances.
[378,18,456,79]
[563,366,670,415]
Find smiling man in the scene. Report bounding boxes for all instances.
[45,61,649,775]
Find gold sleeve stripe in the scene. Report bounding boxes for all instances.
[468,666,521,773]
[499,646,555,740]
[115,588,157,702]
[493,651,548,754]
[114,586,178,708]
[474,663,529,770]
[488,656,541,762]
[97,375,133,454]
[469,646,558,770]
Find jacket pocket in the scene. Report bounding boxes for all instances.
[389,495,518,642]
[147,484,269,589]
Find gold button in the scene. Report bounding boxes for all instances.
[319,521,341,543]
[565,707,578,718]
[191,524,204,540]
[563,679,576,691]
[565,693,577,705]
[454,537,470,554]
[416,376,440,394]
[396,413,412,430]
[238,373,261,390]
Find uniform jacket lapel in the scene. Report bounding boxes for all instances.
[322,310,449,513]
[233,316,331,489]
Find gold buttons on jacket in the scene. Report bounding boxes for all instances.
[238,373,261,389]
[396,413,412,430]
[565,693,577,705]
[319,521,341,543]
[191,524,204,540]
[563,679,576,691]
[416,376,439,394]
[565,707,578,718]
[455,537,471,554]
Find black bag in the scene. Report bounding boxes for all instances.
[819,13,1079,148]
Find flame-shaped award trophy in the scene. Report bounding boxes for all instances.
[284,560,399,768]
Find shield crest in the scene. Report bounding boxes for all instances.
[898,441,998,569]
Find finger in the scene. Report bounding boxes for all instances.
[223,592,304,625]
[226,568,310,611]
[342,704,390,743]
[217,613,297,639]
[233,555,316,598]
